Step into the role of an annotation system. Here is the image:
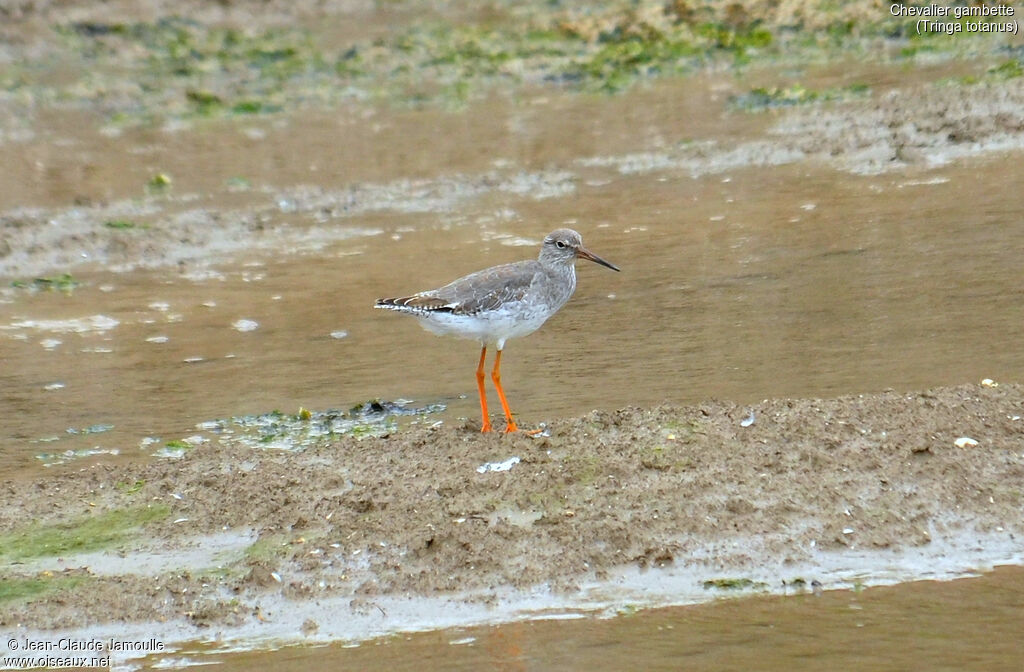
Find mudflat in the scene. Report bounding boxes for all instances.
[2,383,1022,640]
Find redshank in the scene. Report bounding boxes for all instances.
[375,229,619,433]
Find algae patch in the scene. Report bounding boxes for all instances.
[9,274,80,293]
[0,574,86,605]
[215,400,445,451]
[35,2,1015,123]
[702,577,768,591]
[949,57,1024,85]
[730,83,870,111]
[104,219,140,230]
[0,505,171,563]
[115,479,146,495]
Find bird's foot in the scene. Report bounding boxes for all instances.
[504,422,543,435]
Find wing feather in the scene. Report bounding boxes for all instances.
[374,261,541,316]
[434,261,539,315]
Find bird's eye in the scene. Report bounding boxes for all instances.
[555,241,566,249]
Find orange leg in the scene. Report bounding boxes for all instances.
[476,346,492,433]
[490,349,520,433]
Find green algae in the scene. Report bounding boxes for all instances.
[104,219,139,229]
[10,274,80,293]
[702,577,768,591]
[0,505,171,563]
[23,5,1012,122]
[0,574,86,604]
[730,82,870,111]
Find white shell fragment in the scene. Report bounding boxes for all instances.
[954,437,979,448]
[476,456,521,474]
[740,411,756,428]
[981,378,998,388]
[233,319,259,332]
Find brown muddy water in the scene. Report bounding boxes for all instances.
[138,566,1024,671]
[3,145,1023,475]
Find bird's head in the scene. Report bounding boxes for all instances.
[540,228,620,272]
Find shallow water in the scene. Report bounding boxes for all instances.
[3,61,1024,475]
[138,565,1024,671]
[3,150,1023,474]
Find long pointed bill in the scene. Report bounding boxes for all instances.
[576,246,620,272]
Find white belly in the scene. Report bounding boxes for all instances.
[416,301,557,349]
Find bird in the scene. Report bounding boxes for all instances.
[375,228,619,433]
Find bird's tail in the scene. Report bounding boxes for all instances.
[374,296,454,314]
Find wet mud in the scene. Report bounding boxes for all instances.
[2,383,1022,650]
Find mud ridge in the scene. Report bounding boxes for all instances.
[580,77,1024,176]
[1,382,1021,640]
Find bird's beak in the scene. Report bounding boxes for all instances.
[576,246,620,272]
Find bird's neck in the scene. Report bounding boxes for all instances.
[558,262,577,295]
